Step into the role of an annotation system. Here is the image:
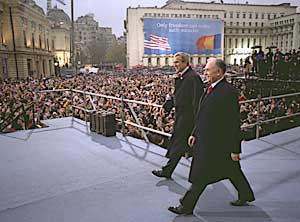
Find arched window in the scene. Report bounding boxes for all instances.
[156,57,160,66]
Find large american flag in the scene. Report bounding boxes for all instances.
[144,34,171,51]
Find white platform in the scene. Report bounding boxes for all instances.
[0,117,300,222]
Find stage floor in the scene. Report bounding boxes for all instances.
[0,117,300,222]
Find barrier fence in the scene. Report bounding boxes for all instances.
[35,89,300,141]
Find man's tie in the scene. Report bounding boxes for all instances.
[207,85,213,94]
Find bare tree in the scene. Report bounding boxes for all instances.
[105,43,126,64]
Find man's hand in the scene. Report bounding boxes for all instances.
[188,136,196,147]
[231,153,241,161]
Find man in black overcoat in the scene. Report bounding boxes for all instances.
[152,52,204,179]
[168,58,255,215]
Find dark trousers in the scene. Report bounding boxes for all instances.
[181,167,255,211]
[161,154,182,177]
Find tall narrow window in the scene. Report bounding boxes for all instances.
[39,35,42,49]
[32,33,35,49]
[23,31,27,47]
[49,60,52,74]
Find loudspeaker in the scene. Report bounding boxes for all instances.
[95,111,103,134]
[102,112,116,137]
[89,111,96,132]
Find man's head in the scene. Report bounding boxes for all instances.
[174,52,189,73]
[204,58,226,84]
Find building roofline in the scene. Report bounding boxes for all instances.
[162,1,297,9]
[127,6,224,12]
[269,12,300,20]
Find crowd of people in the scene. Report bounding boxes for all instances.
[1,68,300,144]
[235,48,300,80]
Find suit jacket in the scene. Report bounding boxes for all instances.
[164,67,204,158]
[189,78,241,184]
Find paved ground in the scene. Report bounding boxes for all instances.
[0,117,300,222]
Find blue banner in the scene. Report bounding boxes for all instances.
[143,18,223,55]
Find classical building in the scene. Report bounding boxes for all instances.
[0,0,55,80]
[47,6,71,68]
[126,0,299,68]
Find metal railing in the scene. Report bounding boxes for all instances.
[36,89,300,141]
[239,92,300,138]
[0,102,35,132]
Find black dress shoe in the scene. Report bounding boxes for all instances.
[152,170,171,179]
[168,205,193,215]
[230,197,255,206]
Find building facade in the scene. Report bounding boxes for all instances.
[74,13,116,64]
[99,27,117,49]
[0,0,55,80]
[74,13,99,46]
[269,13,300,53]
[47,6,71,68]
[126,0,299,68]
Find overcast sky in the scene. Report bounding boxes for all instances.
[36,0,300,37]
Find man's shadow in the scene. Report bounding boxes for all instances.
[157,180,273,222]
[171,205,273,222]
[156,179,187,196]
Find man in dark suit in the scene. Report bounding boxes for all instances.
[152,52,204,179]
[168,58,255,215]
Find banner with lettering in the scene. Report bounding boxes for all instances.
[143,18,223,55]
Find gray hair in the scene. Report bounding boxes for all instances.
[207,57,226,74]
[174,52,190,64]
[215,59,226,74]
